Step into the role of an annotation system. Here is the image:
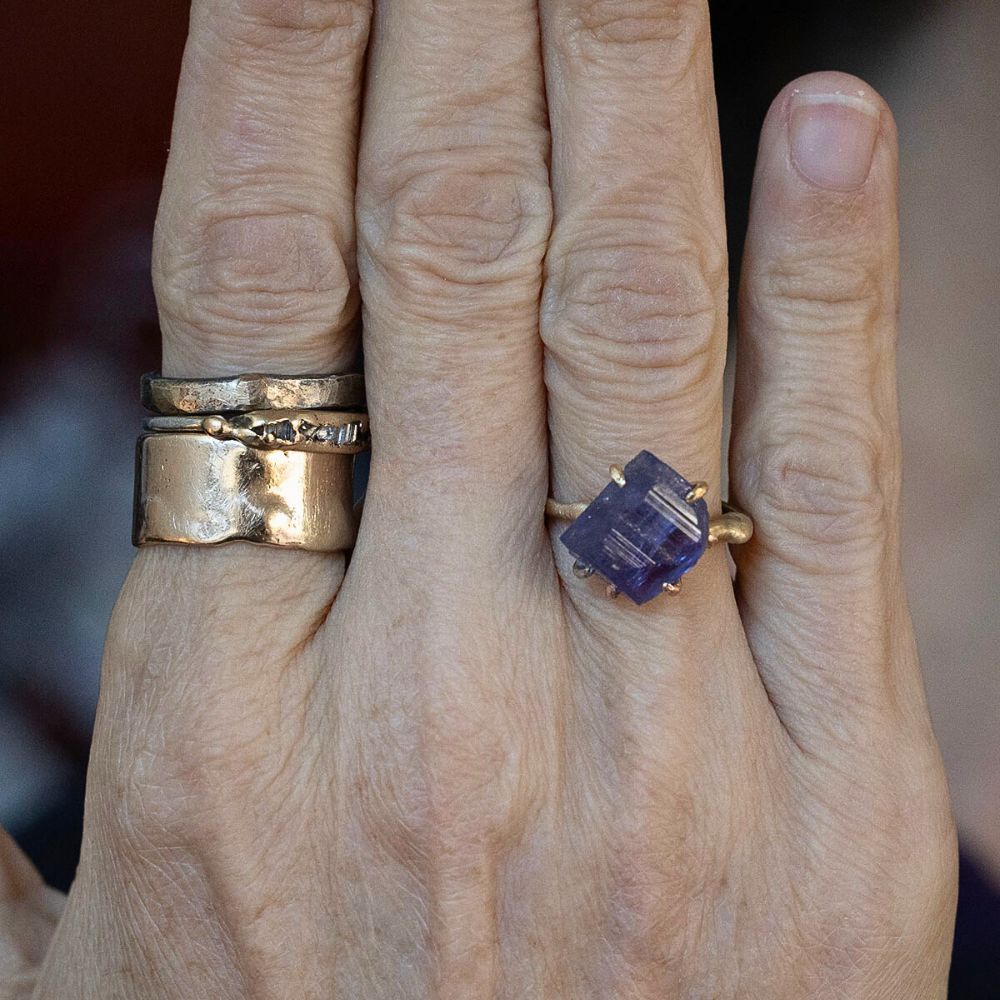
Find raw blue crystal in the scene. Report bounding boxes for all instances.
[559,451,709,605]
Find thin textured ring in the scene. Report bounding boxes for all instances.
[545,450,753,605]
[141,371,366,415]
[143,410,370,454]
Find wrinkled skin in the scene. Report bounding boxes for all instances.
[3,0,956,997]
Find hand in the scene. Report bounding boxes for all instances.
[12,0,956,996]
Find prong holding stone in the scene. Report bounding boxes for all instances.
[686,481,709,503]
[556,451,711,605]
[610,464,626,487]
[606,584,620,599]
[662,581,682,595]
[572,560,595,579]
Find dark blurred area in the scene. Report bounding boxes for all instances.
[1,1,997,995]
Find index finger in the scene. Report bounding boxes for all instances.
[153,0,371,375]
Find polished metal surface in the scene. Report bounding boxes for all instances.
[143,410,370,453]
[133,433,356,551]
[141,372,366,415]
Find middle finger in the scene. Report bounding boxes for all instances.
[348,3,555,990]
[355,0,552,546]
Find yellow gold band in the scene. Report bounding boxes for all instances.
[133,433,356,551]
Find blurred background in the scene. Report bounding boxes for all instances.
[1,0,997,993]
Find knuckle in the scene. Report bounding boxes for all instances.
[799,905,902,988]
[105,701,306,856]
[352,651,540,870]
[361,719,532,864]
[224,0,371,58]
[106,729,230,853]
[154,209,352,358]
[603,789,700,950]
[111,746,212,851]
[877,743,958,887]
[557,0,705,72]
[750,415,887,558]
[749,252,885,335]
[542,236,725,397]
[358,160,550,304]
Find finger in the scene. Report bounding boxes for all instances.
[138,0,373,629]
[154,0,371,374]
[354,0,551,540]
[0,829,63,999]
[539,0,732,621]
[348,3,551,990]
[730,72,917,748]
[121,0,368,761]
[74,6,375,981]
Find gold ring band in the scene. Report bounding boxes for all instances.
[133,433,356,551]
[141,371,366,415]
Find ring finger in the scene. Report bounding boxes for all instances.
[539,0,734,632]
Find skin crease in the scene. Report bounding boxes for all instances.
[1,0,958,997]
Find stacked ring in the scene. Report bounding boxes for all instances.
[133,373,367,553]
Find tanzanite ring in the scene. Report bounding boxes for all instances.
[545,451,753,605]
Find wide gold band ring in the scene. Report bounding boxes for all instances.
[133,433,356,551]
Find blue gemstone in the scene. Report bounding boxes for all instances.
[558,451,709,605]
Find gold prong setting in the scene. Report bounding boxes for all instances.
[549,451,753,605]
[685,481,708,503]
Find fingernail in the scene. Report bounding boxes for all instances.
[788,92,880,191]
